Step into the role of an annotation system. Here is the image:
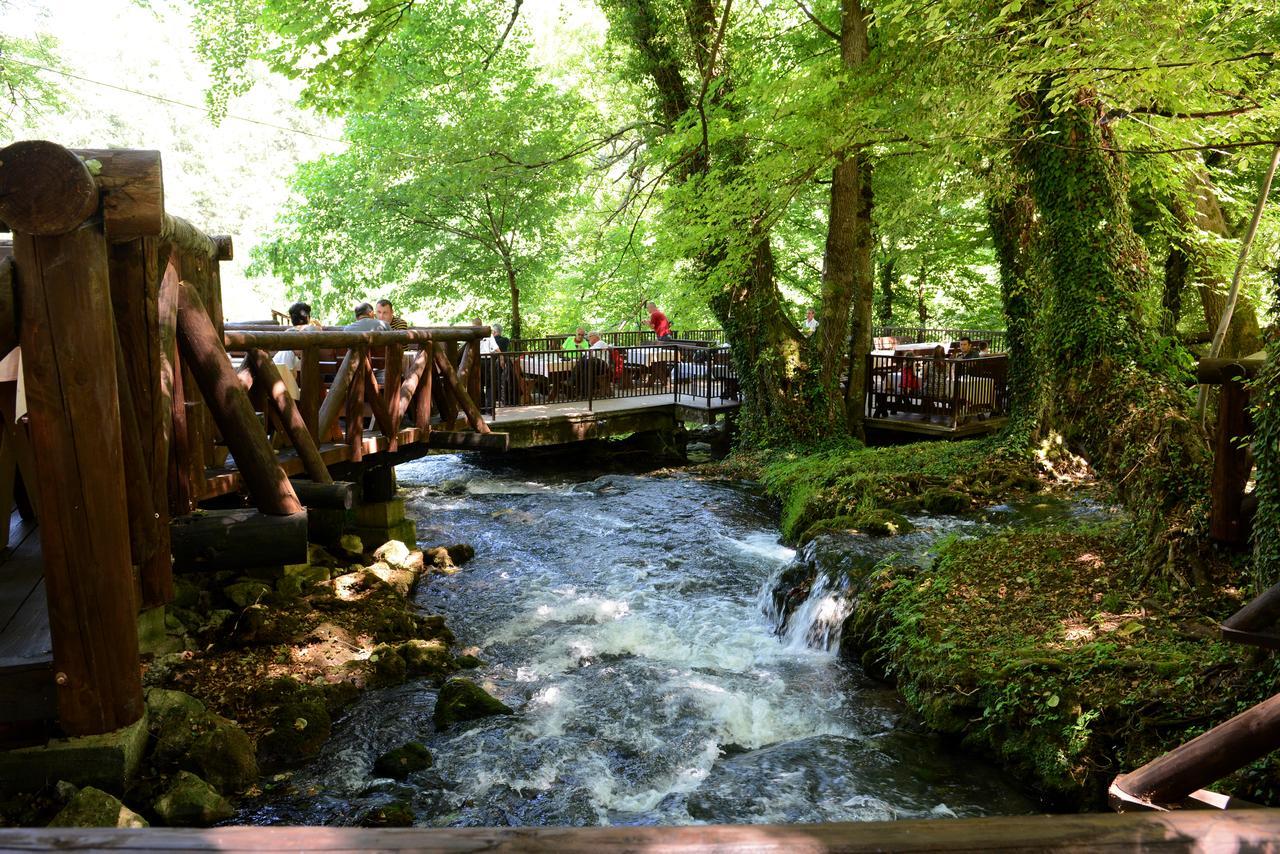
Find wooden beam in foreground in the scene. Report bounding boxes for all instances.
[3,811,1280,851]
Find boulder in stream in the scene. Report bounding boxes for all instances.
[152,771,233,826]
[47,787,148,828]
[373,742,434,779]
[433,678,513,729]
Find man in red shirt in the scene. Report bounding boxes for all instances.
[646,300,672,340]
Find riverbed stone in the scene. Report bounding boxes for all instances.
[364,560,418,597]
[399,639,455,677]
[339,534,365,557]
[152,771,233,827]
[145,687,205,723]
[368,643,408,687]
[256,689,332,768]
[455,653,484,669]
[47,786,148,828]
[373,539,412,568]
[425,547,458,573]
[373,742,434,779]
[352,519,417,550]
[921,487,970,514]
[284,562,331,587]
[153,705,258,794]
[357,799,415,827]
[446,543,476,565]
[433,678,513,729]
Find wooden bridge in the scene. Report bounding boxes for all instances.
[0,140,740,743]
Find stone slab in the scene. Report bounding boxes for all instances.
[0,710,148,795]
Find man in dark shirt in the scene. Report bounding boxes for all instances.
[956,337,980,359]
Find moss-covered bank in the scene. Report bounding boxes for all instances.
[739,437,1278,809]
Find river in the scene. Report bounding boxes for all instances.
[243,453,1036,826]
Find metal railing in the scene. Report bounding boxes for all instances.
[479,341,739,413]
[510,329,727,353]
[865,353,1009,429]
[872,326,1007,355]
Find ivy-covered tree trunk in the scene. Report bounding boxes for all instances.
[1018,89,1209,569]
[1186,170,1264,357]
[1251,329,1280,588]
[987,172,1043,450]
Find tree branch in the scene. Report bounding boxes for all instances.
[793,0,839,41]
[482,0,524,70]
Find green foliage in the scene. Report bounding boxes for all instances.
[0,6,65,135]
[1250,319,1280,587]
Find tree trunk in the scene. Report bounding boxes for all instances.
[1018,88,1209,569]
[1162,240,1188,338]
[876,247,897,325]
[1189,168,1264,357]
[502,251,522,340]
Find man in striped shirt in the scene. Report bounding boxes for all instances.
[376,298,409,330]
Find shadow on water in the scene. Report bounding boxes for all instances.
[240,453,1043,827]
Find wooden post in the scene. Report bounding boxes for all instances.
[14,219,144,735]
[416,347,434,433]
[1210,377,1252,546]
[394,348,430,433]
[241,348,332,484]
[168,346,195,516]
[0,141,99,235]
[176,283,301,515]
[346,348,366,462]
[300,347,321,440]
[433,345,492,434]
[360,351,397,448]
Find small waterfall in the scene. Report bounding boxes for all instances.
[779,571,854,654]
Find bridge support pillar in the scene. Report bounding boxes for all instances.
[361,465,398,502]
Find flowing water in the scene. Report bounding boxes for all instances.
[243,455,1044,826]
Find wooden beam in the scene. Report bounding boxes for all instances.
[176,283,301,516]
[0,253,16,355]
[300,347,321,440]
[317,350,355,445]
[360,351,397,449]
[13,219,143,735]
[113,324,161,567]
[426,431,511,452]
[432,344,491,434]
[0,141,99,235]
[1112,691,1280,806]
[346,349,366,463]
[70,148,163,241]
[1197,354,1267,384]
[289,479,355,510]
[241,348,332,484]
[170,508,308,571]
[394,348,429,433]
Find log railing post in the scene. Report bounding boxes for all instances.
[176,283,301,515]
[317,349,355,446]
[13,216,144,735]
[1210,377,1252,546]
[346,347,366,462]
[300,346,320,440]
[241,349,332,484]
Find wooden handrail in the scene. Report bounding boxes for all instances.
[224,327,489,350]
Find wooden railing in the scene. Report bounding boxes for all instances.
[511,328,727,352]
[477,340,739,412]
[865,353,1009,428]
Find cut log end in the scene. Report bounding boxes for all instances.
[0,141,99,236]
[213,235,234,261]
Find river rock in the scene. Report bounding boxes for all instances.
[152,704,259,794]
[152,771,233,826]
[145,687,205,722]
[357,799,415,827]
[399,639,455,677]
[373,742,434,779]
[339,534,365,557]
[257,692,332,768]
[417,614,455,644]
[921,487,969,514]
[223,579,273,609]
[47,786,148,828]
[455,653,484,669]
[364,560,417,597]
[373,539,412,569]
[433,678,513,729]
[425,547,459,574]
[446,543,475,565]
[368,642,408,687]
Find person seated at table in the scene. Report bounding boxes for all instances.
[589,332,626,384]
[646,300,672,341]
[345,302,389,332]
[954,336,980,359]
[563,328,590,352]
[375,298,410,330]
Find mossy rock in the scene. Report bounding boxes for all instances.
[321,680,362,713]
[373,742,434,780]
[888,497,924,515]
[222,580,273,609]
[853,509,914,537]
[921,487,970,514]
[797,515,859,545]
[399,639,455,678]
[152,704,258,795]
[152,771,233,827]
[368,643,407,687]
[145,687,205,723]
[231,603,302,646]
[358,800,415,827]
[417,615,455,644]
[433,678,513,730]
[454,654,484,669]
[257,696,332,768]
[47,787,148,828]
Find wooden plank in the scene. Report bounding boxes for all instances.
[5,811,1280,851]
[317,350,355,445]
[224,328,487,350]
[13,220,144,735]
[113,323,160,566]
[0,517,42,635]
[0,578,51,667]
[395,348,429,433]
[427,431,511,452]
[0,424,17,550]
[170,509,307,571]
[176,283,301,516]
[433,344,491,434]
[0,254,16,355]
[300,346,321,440]
[360,351,397,449]
[346,348,366,463]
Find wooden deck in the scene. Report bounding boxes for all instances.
[866,413,1008,437]
[0,510,54,725]
[1,810,1279,850]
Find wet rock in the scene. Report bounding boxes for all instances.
[368,642,407,687]
[152,705,258,794]
[399,639,455,677]
[373,742,434,779]
[145,687,205,722]
[433,678,513,729]
[339,534,365,557]
[854,509,913,537]
[373,610,419,643]
[446,543,475,565]
[47,786,148,828]
[152,771,233,827]
[357,799,415,827]
[276,574,304,599]
[364,561,417,597]
[223,580,273,609]
[373,539,412,569]
[425,547,459,574]
[258,695,332,769]
[283,562,331,587]
[921,487,970,514]
[417,615,455,644]
[454,653,484,669]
